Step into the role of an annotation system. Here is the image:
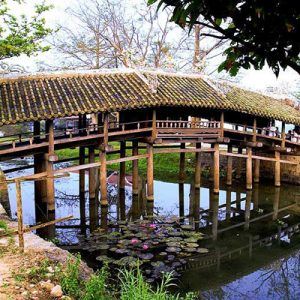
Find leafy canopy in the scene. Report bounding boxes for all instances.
[0,0,53,60]
[148,0,300,76]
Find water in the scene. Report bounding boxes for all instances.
[1,158,300,299]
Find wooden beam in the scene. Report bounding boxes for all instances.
[15,179,24,252]
[281,122,286,148]
[213,143,220,194]
[152,109,157,139]
[195,143,201,188]
[154,148,214,154]
[275,151,281,187]
[253,118,257,142]
[254,158,260,183]
[226,145,233,186]
[246,147,253,190]
[220,112,224,138]
[89,146,97,231]
[46,120,55,212]
[132,141,139,195]
[179,143,185,184]
[147,143,154,201]
[100,113,108,207]
[119,141,126,189]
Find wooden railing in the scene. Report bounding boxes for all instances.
[156,120,220,129]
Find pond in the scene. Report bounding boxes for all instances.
[1,158,300,299]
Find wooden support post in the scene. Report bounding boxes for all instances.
[209,144,214,182]
[45,120,55,215]
[213,143,220,194]
[236,147,242,179]
[244,190,252,230]
[179,183,184,220]
[119,141,126,190]
[246,147,253,190]
[16,179,24,252]
[89,146,97,232]
[275,151,281,187]
[220,111,224,138]
[79,146,86,233]
[211,193,219,241]
[146,143,154,202]
[100,113,108,208]
[225,187,231,220]
[132,141,139,195]
[194,143,201,188]
[273,187,280,220]
[253,118,257,142]
[179,143,185,184]
[281,122,286,148]
[152,109,157,139]
[254,159,260,183]
[226,145,233,186]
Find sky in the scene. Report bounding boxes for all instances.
[3,0,300,98]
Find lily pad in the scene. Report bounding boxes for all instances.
[166,247,181,253]
[138,253,154,260]
[115,256,139,267]
[181,225,193,231]
[186,243,199,248]
[197,248,209,254]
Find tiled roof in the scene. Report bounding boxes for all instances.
[0,69,299,125]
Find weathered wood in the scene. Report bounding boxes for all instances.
[246,147,253,190]
[179,143,185,184]
[100,113,108,207]
[220,112,224,138]
[154,148,214,154]
[213,143,220,194]
[15,179,24,252]
[226,145,233,186]
[119,141,126,189]
[152,109,157,139]
[89,146,97,231]
[147,144,154,201]
[244,190,252,230]
[275,151,281,187]
[281,122,286,148]
[253,118,257,142]
[236,147,243,179]
[254,159,260,183]
[46,120,55,212]
[132,141,139,195]
[195,143,201,188]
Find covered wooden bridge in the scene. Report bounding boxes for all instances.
[0,69,300,230]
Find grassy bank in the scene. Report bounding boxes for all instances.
[55,143,212,183]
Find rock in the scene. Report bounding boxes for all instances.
[45,272,53,278]
[30,284,35,288]
[40,280,54,291]
[50,285,63,298]
[21,291,29,297]
[47,266,54,273]
[32,290,38,295]
[61,296,72,300]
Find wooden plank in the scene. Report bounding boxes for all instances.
[15,179,24,252]
[154,148,214,154]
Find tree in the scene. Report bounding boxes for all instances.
[53,0,225,72]
[148,0,300,76]
[0,0,53,63]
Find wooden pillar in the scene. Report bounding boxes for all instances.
[89,146,97,232]
[209,144,214,181]
[253,118,257,142]
[132,140,139,195]
[213,143,220,194]
[254,159,260,183]
[45,120,55,213]
[281,122,286,148]
[146,143,154,202]
[275,151,281,187]
[226,145,233,186]
[194,143,201,188]
[236,147,242,179]
[179,143,185,184]
[15,179,24,252]
[220,111,224,137]
[100,113,108,208]
[211,192,219,241]
[152,109,157,139]
[226,187,231,220]
[179,183,184,220]
[246,147,253,190]
[253,184,259,210]
[119,141,126,189]
[79,146,86,233]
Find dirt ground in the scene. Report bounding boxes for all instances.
[0,204,92,300]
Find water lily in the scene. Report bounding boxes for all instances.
[149,224,156,229]
[131,238,139,244]
[142,244,149,250]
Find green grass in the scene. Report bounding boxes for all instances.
[55,144,201,183]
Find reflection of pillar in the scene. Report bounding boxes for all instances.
[211,192,219,241]
[194,187,200,231]
[132,141,139,195]
[254,159,260,183]
[189,181,195,225]
[179,143,185,184]
[146,201,154,218]
[246,147,252,190]
[236,186,241,212]
[146,144,154,202]
[195,143,201,188]
[274,151,281,187]
[101,205,108,232]
[213,144,220,194]
[179,183,184,220]
[248,235,253,258]
[236,147,242,179]
[244,190,252,230]
[226,187,231,220]
[253,184,259,210]
[226,145,233,186]
[119,141,126,190]
[273,187,280,220]
[89,146,97,232]
[119,187,126,221]
[79,146,86,234]
[132,193,140,220]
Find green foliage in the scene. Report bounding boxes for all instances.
[28,258,50,282]
[82,264,109,300]
[60,254,82,299]
[0,0,53,60]
[119,265,195,300]
[0,220,8,232]
[149,0,300,76]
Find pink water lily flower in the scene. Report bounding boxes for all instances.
[142,244,149,250]
[131,238,139,244]
[149,224,156,229]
